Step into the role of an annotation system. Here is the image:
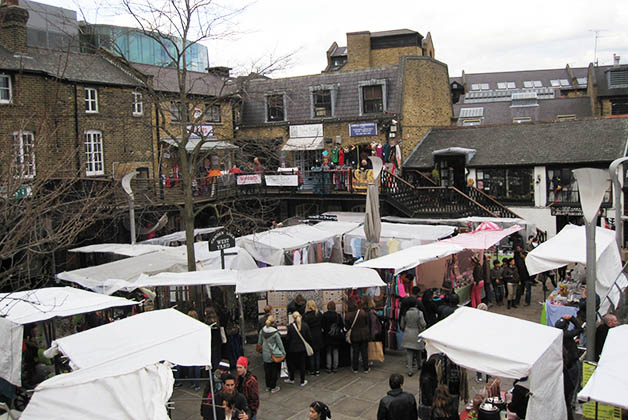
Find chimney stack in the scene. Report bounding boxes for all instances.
[613,54,621,67]
[0,0,29,53]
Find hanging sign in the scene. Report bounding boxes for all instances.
[208,230,236,251]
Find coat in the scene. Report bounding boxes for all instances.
[286,321,312,353]
[345,309,370,343]
[400,307,426,350]
[321,310,344,346]
[236,372,259,417]
[377,388,418,420]
[258,326,286,364]
[303,310,324,350]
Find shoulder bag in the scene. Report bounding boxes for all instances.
[293,323,314,357]
[265,332,285,363]
[346,310,360,344]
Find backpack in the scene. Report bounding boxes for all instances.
[328,314,345,339]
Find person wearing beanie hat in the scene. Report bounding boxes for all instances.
[236,356,259,420]
[201,359,232,419]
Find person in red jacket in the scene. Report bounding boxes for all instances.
[235,357,259,420]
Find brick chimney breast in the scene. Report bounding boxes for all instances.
[0,1,30,53]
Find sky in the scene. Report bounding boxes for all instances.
[33,0,628,78]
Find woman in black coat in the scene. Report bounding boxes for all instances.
[321,301,344,373]
[286,311,312,386]
[344,299,371,373]
[303,300,324,375]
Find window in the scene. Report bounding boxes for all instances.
[513,117,531,123]
[550,79,570,87]
[609,70,628,88]
[611,99,628,115]
[362,85,383,113]
[476,168,533,203]
[556,114,576,121]
[132,92,143,116]
[471,83,490,91]
[266,94,285,122]
[85,130,104,176]
[1,74,12,104]
[12,131,35,178]
[313,90,332,117]
[577,77,588,86]
[204,104,221,123]
[462,119,481,126]
[170,101,185,121]
[523,80,542,88]
[497,81,516,90]
[85,87,98,113]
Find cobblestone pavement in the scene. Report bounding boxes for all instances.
[171,282,584,419]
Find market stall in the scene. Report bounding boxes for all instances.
[441,223,522,250]
[421,306,567,420]
[526,224,628,315]
[141,227,223,246]
[0,287,137,387]
[69,243,171,257]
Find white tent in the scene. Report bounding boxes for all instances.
[140,227,222,246]
[133,270,238,290]
[310,221,362,236]
[0,287,136,386]
[578,324,628,409]
[343,222,456,257]
[21,362,174,420]
[357,242,463,274]
[235,263,386,294]
[321,211,367,223]
[69,243,171,257]
[56,244,257,295]
[421,306,566,420]
[236,224,340,266]
[525,224,628,314]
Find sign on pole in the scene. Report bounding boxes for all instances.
[208,230,236,252]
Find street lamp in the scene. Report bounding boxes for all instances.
[572,168,609,362]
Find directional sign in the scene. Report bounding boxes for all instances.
[208,230,236,251]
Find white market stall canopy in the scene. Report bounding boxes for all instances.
[343,222,456,257]
[235,263,386,294]
[310,221,362,236]
[21,362,173,420]
[281,137,324,151]
[442,224,522,250]
[56,244,257,294]
[525,224,628,314]
[357,242,464,274]
[134,270,238,289]
[322,211,366,223]
[141,227,223,246]
[49,308,211,370]
[578,325,628,409]
[69,243,171,257]
[236,224,340,266]
[421,306,566,420]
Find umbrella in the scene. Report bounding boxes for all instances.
[364,157,383,260]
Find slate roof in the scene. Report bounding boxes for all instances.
[131,63,232,97]
[241,66,401,125]
[370,29,421,38]
[592,64,628,97]
[405,118,628,169]
[454,96,592,125]
[452,66,588,91]
[0,44,142,87]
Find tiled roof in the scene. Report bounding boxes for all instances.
[241,66,401,125]
[405,118,628,168]
[131,63,232,97]
[0,44,143,87]
[371,29,421,38]
[451,67,588,91]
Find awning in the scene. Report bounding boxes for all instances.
[69,243,170,257]
[141,227,222,246]
[161,135,238,152]
[358,242,463,274]
[432,147,476,163]
[281,137,325,151]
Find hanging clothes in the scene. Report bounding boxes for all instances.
[382,143,391,162]
[376,144,383,159]
[331,147,339,164]
[338,148,345,166]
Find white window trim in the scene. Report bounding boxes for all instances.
[84,130,104,176]
[358,79,387,116]
[12,131,36,179]
[133,92,143,116]
[85,88,98,113]
[462,119,481,126]
[513,117,532,123]
[309,84,338,119]
[1,74,12,104]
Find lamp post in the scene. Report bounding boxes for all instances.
[121,171,139,244]
[572,168,609,362]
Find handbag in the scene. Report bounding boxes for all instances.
[368,341,385,363]
[293,323,314,357]
[265,332,286,363]
[346,310,360,344]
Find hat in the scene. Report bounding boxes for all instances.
[218,360,230,371]
[554,318,569,330]
[236,356,249,370]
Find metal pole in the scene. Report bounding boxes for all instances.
[237,293,246,347]
[585,221,597,362]
[208,322,217,420]
[129,197,136,245]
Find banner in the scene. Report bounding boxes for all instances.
[236,174,262,185]
[264,175,299,187]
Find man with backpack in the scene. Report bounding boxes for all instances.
[322,301,344,373]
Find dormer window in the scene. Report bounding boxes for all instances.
[550,79,570,87]
[310,85,337,118]
[497,82,516,90]
[471,83,490,91]
[265,93,285,122]
[609,69,628,88]
[523,81,543,88]
[358,79,387,115]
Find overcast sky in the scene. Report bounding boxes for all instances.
[35,0,628,78]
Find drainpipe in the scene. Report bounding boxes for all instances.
[73,83,81,175]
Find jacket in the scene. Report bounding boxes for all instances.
[369,308,383,340]
[303,310,324,350]
[286,321,312,353]
[258,326,285,364]
[236,372,259,417]
[321,310,344,346]
[400,307,426,350]
[345,309,371,343]
[202,390,249,420]
[377,388,418,420]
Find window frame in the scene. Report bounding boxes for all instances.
[312,89,332,117]
[358,79,387,116]
[84,130,104,176]
[132,92,143,116]
[476,167,534,204]
[12,131,36,179]
[169,101,185,122]
[471,83,490,91]
[462,119,481,126]
[85,87,99,113]
[0,74,12,104]
[513,117,532,123]
[497,81,516,90]
[265,93,286,122]
[204,103,221,123]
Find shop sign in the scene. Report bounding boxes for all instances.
[349,122,377,137]
[550,206,607,217]
[265,174,299,187]
[186,124,214,137]
[236,174,262,185]
[208,230,236,251]
[289,124,323,138]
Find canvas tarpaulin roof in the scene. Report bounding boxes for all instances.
[133,270,238,289]
[578,325,628,409]
[235,263,386,294]
[442,224,522,250]
[21,362,174,420]
[69,243,171,257]
[357,242,463,274]
[525,224,628,314]
[421,306,566,420]
[141,227,223,246]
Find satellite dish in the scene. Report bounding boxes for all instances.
[121,171,139,199]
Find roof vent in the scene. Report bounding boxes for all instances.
[614,54,621,67]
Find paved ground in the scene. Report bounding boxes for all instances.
[171,283,582,419]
